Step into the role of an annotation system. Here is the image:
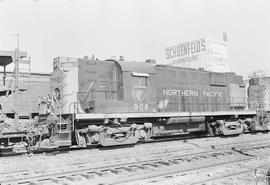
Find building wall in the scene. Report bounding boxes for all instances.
[165,38,229,73]
[0,72,51,116]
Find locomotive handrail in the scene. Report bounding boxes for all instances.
[67,101,77,131]
[82,81,95,103]
[163,102,247,112]
[47,93,62,124]
[77,90,118,102]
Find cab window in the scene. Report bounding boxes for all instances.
[133,76,147,87]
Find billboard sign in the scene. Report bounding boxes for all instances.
[206,39,229,72]
[165,39,206,69]
[165,38,229,72]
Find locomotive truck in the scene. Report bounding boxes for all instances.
[32,56,267,149]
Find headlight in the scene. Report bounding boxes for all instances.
[254,168,267,179]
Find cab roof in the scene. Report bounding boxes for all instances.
[117,61,156,74]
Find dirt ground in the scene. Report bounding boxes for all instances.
[1,133,270,185]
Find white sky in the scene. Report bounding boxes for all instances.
[0,0,270,78]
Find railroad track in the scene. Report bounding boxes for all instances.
[187,155,263,185]
[108,144,270,185]
[134,160,258,185]
[0,131,269,158]
[0,150,248,185]
[1,135,270,173]
[2,141,270,185]
[0,132,207,158]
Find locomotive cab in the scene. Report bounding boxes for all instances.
[51,57,157,114]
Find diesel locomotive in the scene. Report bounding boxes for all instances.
[1,56,269,151]
[31,56,268,149]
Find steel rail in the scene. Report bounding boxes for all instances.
[0,131,269,158]
[2,142,270,185]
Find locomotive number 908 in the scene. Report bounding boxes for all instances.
[134,103,149,111]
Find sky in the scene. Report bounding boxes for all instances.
[0,0,270,78]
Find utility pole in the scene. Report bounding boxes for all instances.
[0,34,27,126]
[14,34,20,126]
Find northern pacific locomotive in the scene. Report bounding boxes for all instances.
[32,56,268,149]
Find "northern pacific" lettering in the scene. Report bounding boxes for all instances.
[163,89,223,97]
[163,89,199,97]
